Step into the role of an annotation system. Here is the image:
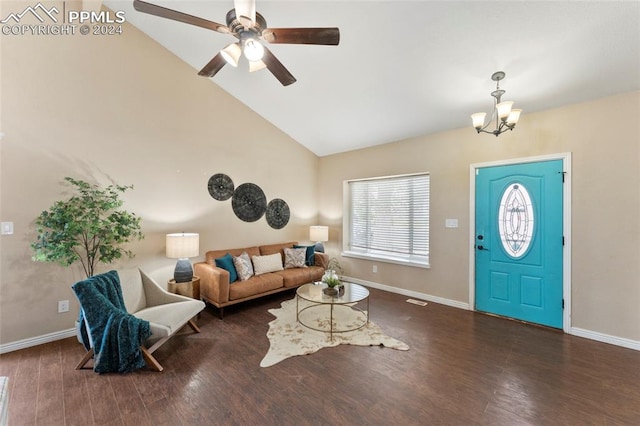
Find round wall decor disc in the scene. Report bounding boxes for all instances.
[266,198,290,229]
[232,183,267,222]
[208,173,234,201]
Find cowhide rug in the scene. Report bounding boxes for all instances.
[260,297,409,367]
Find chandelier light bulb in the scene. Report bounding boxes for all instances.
[243,38,264,61]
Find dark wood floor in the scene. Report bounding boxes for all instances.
[1,287,639,425]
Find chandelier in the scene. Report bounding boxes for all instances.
[471,71,522,136]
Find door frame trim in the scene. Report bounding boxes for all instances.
[469,152,572,333]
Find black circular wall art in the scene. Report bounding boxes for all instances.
[232,183,267,222]
[208,173,235,201]
[266,198,290,229]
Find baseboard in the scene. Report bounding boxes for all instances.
[346,276,640,352]
[344,276,471,310]
[0,328,77,354]
[2,290,638,354]
[570,327,640,351]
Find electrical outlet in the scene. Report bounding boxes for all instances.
[58,300,69,313]
[372,265,377,273]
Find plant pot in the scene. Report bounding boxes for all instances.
[323,286,338,296]
[323,284,344,297]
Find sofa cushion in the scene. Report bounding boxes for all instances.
[273,265,324,288]
[215,253,238,283]
[294,244,316,266]
[284,247,307,269]
[229,274,283,300]
[206,246,260,265]
[233,252,254,281]
[252,253,284,275]
[133,299,204,338]
[259,242,296,264]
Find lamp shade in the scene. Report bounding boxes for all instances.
[221,42,241,67]
[496,101,514,121]
[506,109,522,125]
[249,59,267,73]
[471,112,487,130]
[310,226,329,242]
[166,233,199,259]
[310,226,329,253]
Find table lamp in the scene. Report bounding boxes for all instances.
[166,232,199,282]
[309,226,329,253]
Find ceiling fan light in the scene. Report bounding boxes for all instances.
[221,42,241,67]
[507,109,522,125]
[249,60,267,72]
[497,101,514,121]
[471,112,487,131]
[243,38,264,61]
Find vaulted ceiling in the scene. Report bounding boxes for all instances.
[105,1,640,156]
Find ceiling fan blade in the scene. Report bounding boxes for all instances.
[198,53,227,78]
[262,28,340,45]
[133,0,230,35]
[262,47,296,86]
[234,0,256,27]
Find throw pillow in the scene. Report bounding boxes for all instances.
[233,252,254,281]
[284,247,307,269]
[294,244,315,266]
[214,253,238,283]
[252,253,284,275]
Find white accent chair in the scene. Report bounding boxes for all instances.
[0,376,8,426]
[75,268,206,372]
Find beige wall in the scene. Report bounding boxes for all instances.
[0,11,319,344]
[1,1,638,347]
[318,91,640,342]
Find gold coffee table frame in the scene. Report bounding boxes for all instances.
[296,282,370,340]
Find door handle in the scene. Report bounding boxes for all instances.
[477,245,489,251]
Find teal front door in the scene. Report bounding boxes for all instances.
[475,160,564,328]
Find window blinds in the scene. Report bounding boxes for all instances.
[349,174,429,262]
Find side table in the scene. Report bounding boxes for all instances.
[168,276,200,300]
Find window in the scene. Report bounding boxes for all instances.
[498,182,535,258]
[343,173,429,267]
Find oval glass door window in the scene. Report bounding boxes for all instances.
[498,182,534,258]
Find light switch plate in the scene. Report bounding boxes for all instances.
[1,222,13,235]
[445,219,458,228]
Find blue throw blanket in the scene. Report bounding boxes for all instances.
[72,270,151,373]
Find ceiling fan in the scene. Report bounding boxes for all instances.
[133,0,340,86]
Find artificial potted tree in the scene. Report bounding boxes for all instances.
[31,177,144,278]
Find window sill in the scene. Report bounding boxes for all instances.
[341,251,430,269]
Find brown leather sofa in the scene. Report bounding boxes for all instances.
[194,242,329,318]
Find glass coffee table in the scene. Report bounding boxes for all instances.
[296,282,370,340]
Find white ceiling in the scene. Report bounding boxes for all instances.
[104,1,640,156]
